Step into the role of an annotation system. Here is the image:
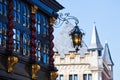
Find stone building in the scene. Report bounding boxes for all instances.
[54,23,114,80]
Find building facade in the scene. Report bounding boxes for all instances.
[0,0,63,80]
[54,23,114,80]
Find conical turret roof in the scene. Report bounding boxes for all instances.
[103,42,114,66]
[88,24,103,50]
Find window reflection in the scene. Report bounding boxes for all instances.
[43,54,47,64]
[88,74,92,80]
[16,42,20,52]
[3,4,7,16]
[13,0,16,10]
[3,24,7,35]
[0,35,2,45]
[74,74,78,80]
[26,47,30,56]
[23,5,26,16]
[60,75,64,80]
[13,29,20,53]
[38,24,40,34]
[0,22,2,33]
[13,29,16,39]
[23,33,27,44]
[17,1,20,12]
[83,74,87,80]
[23,16,26,26]
[23,33,30,56]
[4,0,7,5]
[0,3,2,14]
[16,30,20,41]
[16,13,20,23]
[13,11,16,21]
[23,44,26,55]
[0,0,2,2]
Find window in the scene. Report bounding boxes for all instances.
[4,0,7,4]
[74,74,78,80]
[0,3,2,14]
[3,4,7,16]
[98,50,101,56]
[0,22,2,33]
[2,36,6,47]
[0,35,2,45]
[23,33,30,56]
[83,74,87,80]
[13,0,16,10]
[16,1,20,12]
[35,13,41,34]
[43,53,47,63]
[36,40,41,61]
[13,29,20,52]
[88,74,92,80]
[60,75,63,80]
[0,1,7,16]
[0,0,2,2]
[69,74,78,80]
[23,5,26,16]
[3,24,7,35]
[69,75,72,80]
[0,22,7,47]
[23,15,26,26]
[13,0,21,23]
[16,13,20,23]
[83,74,92,80]
[13,11,16,21]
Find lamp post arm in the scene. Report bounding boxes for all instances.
[54,13,79,28]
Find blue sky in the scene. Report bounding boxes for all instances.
[56,0,120,80]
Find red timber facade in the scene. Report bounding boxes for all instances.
[0,0,63,80]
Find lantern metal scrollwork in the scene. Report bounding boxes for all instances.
[54,13,84,52]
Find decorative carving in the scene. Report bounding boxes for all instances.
[32,64,40,79]
[70,51,75,58]
[49,23,55,70]
[31,5,38,14]
[8,56,18,72]
[50,71,58,80]
[50,17,56,25]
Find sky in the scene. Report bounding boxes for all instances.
[56,0,120,80]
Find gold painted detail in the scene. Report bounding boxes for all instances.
[70,51,75,58]
[32,64,40,79]
[50,17,56,25]
[8,56,18,73]
[50,71,58,80]
[31,5,38,14]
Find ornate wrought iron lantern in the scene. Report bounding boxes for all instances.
[54,13,84,52]
[70,25,83,52]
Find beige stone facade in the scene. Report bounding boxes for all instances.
[54,50,113,80]
[53,23,114,80]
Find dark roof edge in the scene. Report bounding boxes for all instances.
[40,0,64,12]
[26,0,64,18]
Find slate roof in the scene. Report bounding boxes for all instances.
[53,22,87,57]
[88,24,103,51]
[103,42,114,66]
